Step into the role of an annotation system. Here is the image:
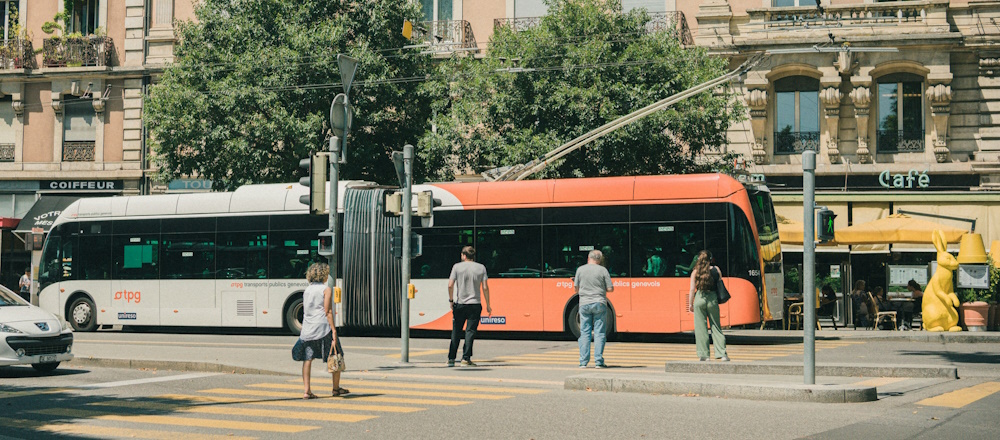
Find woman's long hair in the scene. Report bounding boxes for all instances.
[694,250,714,291]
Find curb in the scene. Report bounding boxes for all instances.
[565,374,877,403]
[663,362,959,379]
[70,357,295,376]
[719,332,1000,344]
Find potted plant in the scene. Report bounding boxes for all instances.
[957,287,991,331]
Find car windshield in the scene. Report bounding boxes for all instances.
[0,285,28,306]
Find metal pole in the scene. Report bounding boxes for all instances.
[802,150,816,385]
[400,144,414,363]
[328,136,340,299]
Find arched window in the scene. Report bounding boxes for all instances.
[877,73,924,153]
[774,76,820,154]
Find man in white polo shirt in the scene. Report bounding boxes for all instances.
[447,246,492,367]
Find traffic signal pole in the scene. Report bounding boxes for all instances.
[400,144,414,364]
[329,135,340,303]
[802,150,816,385]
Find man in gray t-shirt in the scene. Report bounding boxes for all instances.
[447,246,492,367]
[575,249,614,368]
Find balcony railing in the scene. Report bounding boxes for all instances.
[0,143,13,162]
[63,141,96,161]
[411,20,477,53]
[42,36,113,68]
[745,1,949,35]
[877,129,924,153]
[774,131,820,154]
[0,39,35,70]
[495,11,693,45]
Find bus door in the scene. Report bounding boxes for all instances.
[111,233,161,326]
[159,232,219,326]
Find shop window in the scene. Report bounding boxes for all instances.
[774,76,820,155]
[877,73,924,153]
[66,0,100,36]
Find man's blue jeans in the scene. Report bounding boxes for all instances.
[578,302,607,366]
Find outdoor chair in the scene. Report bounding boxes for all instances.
[867,292,897,330]
[786,302,804,330]
[817,300,838,330]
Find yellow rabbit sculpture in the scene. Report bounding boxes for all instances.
[922,230,962,332]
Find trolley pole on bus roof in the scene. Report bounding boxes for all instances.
[802,150,817,385]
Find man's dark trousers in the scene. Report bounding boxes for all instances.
[449,303,482,361]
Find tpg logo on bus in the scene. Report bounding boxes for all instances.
[114,290,141,303]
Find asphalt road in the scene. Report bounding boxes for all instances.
[2,330,999,439]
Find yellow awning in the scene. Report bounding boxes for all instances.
[834,213,968,245]
[777,215,804,244]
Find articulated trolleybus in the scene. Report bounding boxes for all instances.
[39,173,782,335]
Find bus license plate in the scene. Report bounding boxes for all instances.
[39,355,56,363]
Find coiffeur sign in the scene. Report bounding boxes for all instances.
[42,180,122,191]
[879,169,929,189]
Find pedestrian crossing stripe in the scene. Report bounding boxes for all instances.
[198,387,472,406]
[88,400,377,423]
[916,382,1000,409]
[156,393,427,413]
[336,379,548,395]
[0,417,256,440]
[30,408,318,433]
[249,383,513,400]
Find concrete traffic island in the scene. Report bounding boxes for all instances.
[564,372,878,403]
[663,361,959,379]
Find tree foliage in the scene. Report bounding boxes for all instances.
[145,0,429,190]
[418,0,744,182]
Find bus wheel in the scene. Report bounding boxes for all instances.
[284,297,304,335]
[566,303,581,339]
[68,297,97,332]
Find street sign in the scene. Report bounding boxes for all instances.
[337,54,358,95]
[330,93,352,139]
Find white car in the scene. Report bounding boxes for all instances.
[0,285,74,373]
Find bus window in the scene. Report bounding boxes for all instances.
[160,233,216,279]
[476,226,542,278]
[476,208,541,226]
[269,230,326,279]
[218,215,268,232]
[76,221,112,281]
[727,204,761,284]
[38,225,65,290]
[631,203,705,223]
[412,227,474,279]
[545,206,628,225]
[217,232,268,279]
[542,223,629,277]
[630,222,705,278]
[113,235,160,280]
[431,210,475,227]
[162,217,216,234]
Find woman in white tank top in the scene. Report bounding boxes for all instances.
[291,262,349,398]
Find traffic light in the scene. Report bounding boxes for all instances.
[416,191,441,217]
[383,191,403,216]
[391,226,423,259]
[817,208,836,242]
[298,152,328,214]
[317,230,334,256]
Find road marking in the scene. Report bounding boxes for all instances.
[81,372,223,389]
[249,383,512,400]
[853,377,908,388]
[72,339,291,349]
[155,394,427,413]
[198,388,471,406]
[0,418,256,440]
[917,382,1000,409]
[346,371,563,386]
[385,349,451,359]
[89,400,376,423]
[0,388,70,399]
[338,379,548,394]
[31,408,318,433]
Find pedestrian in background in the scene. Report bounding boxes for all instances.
[291,262,349,398]
[447,246,492,367]
[687,250,728,361]
[575,249,613,368]
[850,280,870,328]
[18,268,30,302]
[903,279,923,330]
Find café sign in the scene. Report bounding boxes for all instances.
[878,169,929,189]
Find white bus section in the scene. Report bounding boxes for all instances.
[38,181,370,331]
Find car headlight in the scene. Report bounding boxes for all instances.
[0,323,23,334]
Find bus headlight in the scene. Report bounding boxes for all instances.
[0,323,23,334]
